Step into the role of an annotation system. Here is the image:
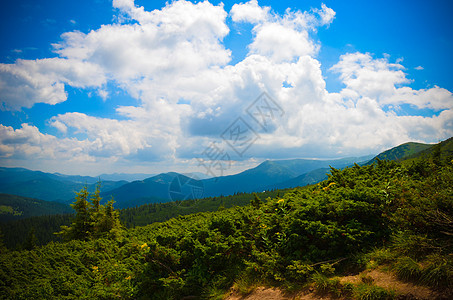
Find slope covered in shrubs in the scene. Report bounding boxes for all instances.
[0,155,451,299]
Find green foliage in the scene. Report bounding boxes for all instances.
[0,190,281,249]
[393,256,422,282]
[0,228,5,254]
[354,283,395,300]
[310,272,355,297]
[0,214,71,249]
[421,253,453,288]
[0,193,72,222]
[371,142,432,162]
[57,184,122,241]
[120,190,281,228]
[232,274,259,295]
[57,186,91,240]
[22,227,38,250]
[1,154,452,298]
[251,192,262,208]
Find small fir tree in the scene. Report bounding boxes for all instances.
[57,183,122,241]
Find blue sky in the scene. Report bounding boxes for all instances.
[0,0,452,175]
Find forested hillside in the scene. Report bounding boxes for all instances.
[0,190,282,249]
[0,194,72,222]
[369,142,433,162]
[1,149,451,299]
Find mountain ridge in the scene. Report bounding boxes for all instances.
[103,155,374,208]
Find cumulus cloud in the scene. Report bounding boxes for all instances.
[331,52,410,100]
[55,0,230,82]
[332,52,453,110]
[0,58,105,110]
[0,0,452,175]
[314,3,336,26]
[230,0,270,24]
[248,23,316,61]
[231,1,335,62]
[0,123,85,160]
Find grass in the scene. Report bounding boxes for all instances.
[232,274,260,295]
[311,272,353,298]
[393,256,422,282]
[353,283,395,300]
[202,285,229,300]
[420,254,453,289]
[390,232,433,258]
[366,248,396,267]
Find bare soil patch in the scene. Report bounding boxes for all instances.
[225,267,443,300]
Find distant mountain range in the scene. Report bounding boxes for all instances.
[101,155,374,208]
[0,137,451,212]
[0,167,127,203]
[96,173,157,182]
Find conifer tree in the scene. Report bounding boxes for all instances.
[23,227,38,250]
[95,197,122,239]
[432,142,442,167]
[251,192,262,208]
[0,227,6,254]
[57,184,122,241]
[89,182,103,234]
[63,185,91,240]
[90,181,102,213]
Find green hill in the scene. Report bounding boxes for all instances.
[407,136,453,160]
[368,137,453,165]
[369,142,432,162]
[265,167,330,190]
[0,194,72,222]
[0,189,282,249]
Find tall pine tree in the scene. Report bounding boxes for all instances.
[57,183,122,241]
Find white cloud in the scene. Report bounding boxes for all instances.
[415,65,424,70]
[0,58,106,110]
[332,52,453,110]
[51,112,150,157]
[0,123,85,160]
[383,86,453,110]
[230,0,270,24]
[331,52,410,100]
[97,89,108,101]
[54,0,231,90]
[248,23,316,61]
[231,1,335,62]
[0,0,452,175]
[315,3,336,26]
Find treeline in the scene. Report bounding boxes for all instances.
[1,154,451,299]
[0,190,282,249]
[0,193,72,222]
[120,190,282,228]
[0,214,71,250]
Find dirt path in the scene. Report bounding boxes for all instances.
[225,267,443,300]
[339,268,439,299]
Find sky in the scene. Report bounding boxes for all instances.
[0,0,452,176]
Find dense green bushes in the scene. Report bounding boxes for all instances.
[0,157,452,299]
[0,190,281,249]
